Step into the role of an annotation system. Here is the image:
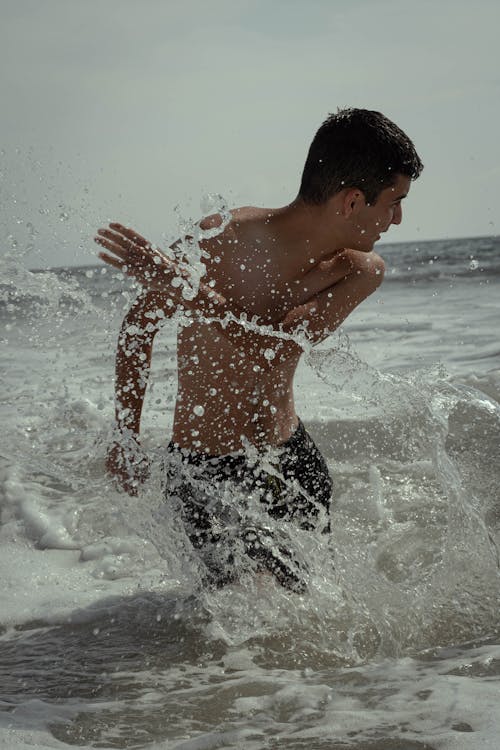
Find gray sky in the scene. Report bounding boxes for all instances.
[1,0,499,268]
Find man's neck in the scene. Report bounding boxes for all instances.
[270,198,348,265]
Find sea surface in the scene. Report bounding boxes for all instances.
[1,235,499,749]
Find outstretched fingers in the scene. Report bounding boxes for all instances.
[97,251,127,273]
[94,228,146,283]
[94,222,180,292]
[95,227,146,257]
[109,223,150,248]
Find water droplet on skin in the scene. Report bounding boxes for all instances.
[193,405,205,416]
[264,348,275,360]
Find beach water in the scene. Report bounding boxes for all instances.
[1,234,499,749]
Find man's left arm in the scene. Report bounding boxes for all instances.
[281,249,385,345]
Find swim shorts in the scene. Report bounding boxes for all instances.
[164,420,332,594]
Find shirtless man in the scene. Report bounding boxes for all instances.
[95,108,423,592]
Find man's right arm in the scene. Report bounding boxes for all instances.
[107,289,172,494]
[113,290,171,436]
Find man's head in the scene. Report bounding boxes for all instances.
[298,108,423,207]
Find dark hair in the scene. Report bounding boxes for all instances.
[298,108,423,205]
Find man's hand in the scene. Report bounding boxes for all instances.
[106,439,150,496]
[95,223,180,291]
[95,222,229,318]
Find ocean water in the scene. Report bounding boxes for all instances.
[1,235,499,749]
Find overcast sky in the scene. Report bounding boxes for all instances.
[1,0,499,268]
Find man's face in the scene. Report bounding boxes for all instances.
[350,173,411,252]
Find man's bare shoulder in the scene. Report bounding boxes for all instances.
[200,206,271,233]
[198,206,268,257]
[228,206,272,223]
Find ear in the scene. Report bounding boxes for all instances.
[341,188,366,218]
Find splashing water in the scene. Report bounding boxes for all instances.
[170,193,232,301]
[1,198,500,748]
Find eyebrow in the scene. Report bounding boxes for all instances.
[392,193,408,202]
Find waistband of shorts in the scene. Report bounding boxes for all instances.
[167,419,305,466]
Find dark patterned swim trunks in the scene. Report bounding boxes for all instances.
[164,420,332,594]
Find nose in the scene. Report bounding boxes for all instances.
[392,203,403,225]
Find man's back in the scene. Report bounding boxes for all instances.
[172,204,354,454]
[172,206,300,454]
[173,310,301,454]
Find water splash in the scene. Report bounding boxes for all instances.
[170,193,231,301]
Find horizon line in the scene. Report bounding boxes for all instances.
[27,232,499,273]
